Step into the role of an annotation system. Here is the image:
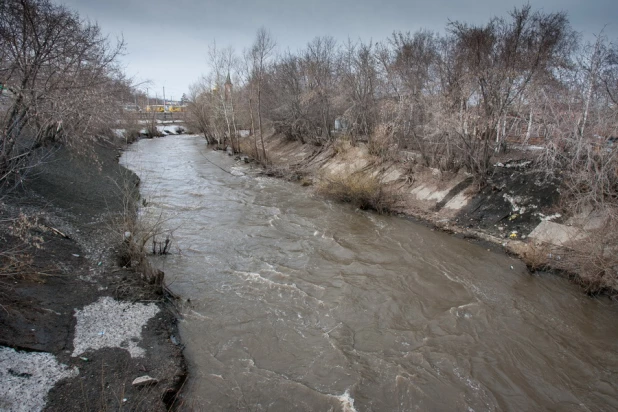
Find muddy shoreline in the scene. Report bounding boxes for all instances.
[0,139,186,411]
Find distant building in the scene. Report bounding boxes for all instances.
[224,72,233,102]
[334,117,349,132]
[123,103,141,112]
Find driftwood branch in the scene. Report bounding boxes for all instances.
[44,225,70,239]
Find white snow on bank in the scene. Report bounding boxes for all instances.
[72,296,159,358]
[0,347,78,412]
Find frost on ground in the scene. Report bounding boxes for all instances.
[0,347,78,412]
[72,296,160,358]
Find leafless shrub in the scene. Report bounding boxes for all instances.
[0,209,50,282]
[536,32,618,214]
[6,212,45,248]
[238,137,259,160]
[118,112,141,144]
[551,209,618,293]
[367,124,395,159]
[520,243,552,272]
[0,0,126,191]
[317,170,396,213]
[111,174,174,291]
[542,137,618,213]
[332,137,352,155]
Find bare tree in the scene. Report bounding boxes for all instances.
[0,0,125,190]
[302,36,337,141]
[270,52,308,142]
[376,30,441,162]
[186,79,216,141]
[249,27,276,162]
[338,39,379,139]
[448,5,575,180]
[538,33,618,213]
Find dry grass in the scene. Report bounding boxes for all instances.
[367,124,394,159]
[550,210,618,294]
[520,242,552,272]
[238,137,260,162]
[332,137,353,155]
[110,174,175,292]
[317,170,396,214]
[0,210,47,279]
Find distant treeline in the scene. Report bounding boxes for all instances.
[188,6,617,209]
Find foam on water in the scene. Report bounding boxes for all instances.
[333,389,357,412]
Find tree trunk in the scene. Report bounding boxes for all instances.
[524,109,533,144]
[230,97,239,153]
[258,84,266,162]
[249,96,258,160]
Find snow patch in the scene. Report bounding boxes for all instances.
[0,347,78,412]
[72,296,159,358]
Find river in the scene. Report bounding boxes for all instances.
[121,134,618,411]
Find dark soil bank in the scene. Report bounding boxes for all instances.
[457,164,561,239]
[0,140,186,411]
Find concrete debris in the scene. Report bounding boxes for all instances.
[494,160,533,169]
[538,212,562,221]
[0,347,78,412]
[72,296,160,358]
[528,221,587,246]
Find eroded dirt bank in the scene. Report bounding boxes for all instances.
[0,140,185,411]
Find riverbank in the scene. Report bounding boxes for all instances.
[0,139,186,411]
[246,133,616,296]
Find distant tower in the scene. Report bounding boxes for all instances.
[224,72,233,102]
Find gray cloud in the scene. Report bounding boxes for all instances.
[60,0,618,99]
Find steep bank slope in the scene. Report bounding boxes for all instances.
[0,140,185,411]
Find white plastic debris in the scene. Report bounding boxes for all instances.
[0,347,78,412]
[72,296,159,358]
[132,375,158,387]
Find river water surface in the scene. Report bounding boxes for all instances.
[121,135,618,411]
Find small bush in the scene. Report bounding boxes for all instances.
[332,136,352,155]
[238,137,260,160]
[317,171,396,213]
[123,128,140,143]
[520,243,551,272]
[551,209,618,293]
[367,124,394,158]
[146,124,164,138]
[111,173,174,292]
[0,210,48,280]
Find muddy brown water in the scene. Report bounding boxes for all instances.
[121,135,618,411]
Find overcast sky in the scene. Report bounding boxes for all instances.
[60,0,618,101]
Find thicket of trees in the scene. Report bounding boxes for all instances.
[188,5,618,213]
[0,0,127,191]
